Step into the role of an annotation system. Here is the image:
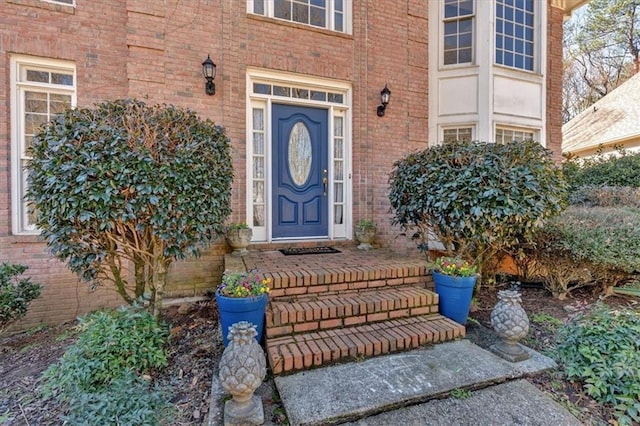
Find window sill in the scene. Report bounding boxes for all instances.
[247,14,353,40]
[7,0,75,14]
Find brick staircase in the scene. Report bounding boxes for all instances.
[224,247,466,376]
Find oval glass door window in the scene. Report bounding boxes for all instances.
[288,121,312,186]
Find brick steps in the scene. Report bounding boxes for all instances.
[266,315,465,375]
[266,286,439,338]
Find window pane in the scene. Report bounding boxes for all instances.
[253,83,271,94]
[334,183,343,202]
[253,0,265,14]
[334,161,343,180]
[253,108,264,131]
[292,2,309,24]
[275,0,291,19]
[273,85,290,96]
[292,88,309,99]
[334,139,343,157]
[334,117,343,137]
[50,93,72,115]
[335,0,342,11]
[328,93,343,103]
[51,72,73,86]
[459,0,473,16]
[459,48,472,63]
[253,133,264,155]
[26,70,49,83]
[254,157,264,179]
[310,91,326,101]
[334,205,343,225]
[310,5,325,27]
[25,91,48,113]
[335,13,343,32]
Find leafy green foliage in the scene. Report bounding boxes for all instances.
[563,151,640,190]
[389,141,567,277]
[62,371,172,426]
[27,99,233,314]
[530,206,640,298]
[42,304,169,398]
[555,304,640,425]
[0,263,42,334]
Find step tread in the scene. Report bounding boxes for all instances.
[266,315,465,375]
[265,286,439,336]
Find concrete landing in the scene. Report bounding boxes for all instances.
[274,340,561,426]
[342,379,582,426]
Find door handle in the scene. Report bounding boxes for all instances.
[322,169,328,196]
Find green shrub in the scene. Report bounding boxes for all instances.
[62,371,171,426]
[0,263,42,334]
[563,150,640,190]
[569,185,640,207]
[530,206,640,298]
[42,304,169,400]
[27,99,233,315]
[555,304,640,425]
[389,140,567,278]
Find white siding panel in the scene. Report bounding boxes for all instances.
[493,76,542,119]
[438,75,478,116]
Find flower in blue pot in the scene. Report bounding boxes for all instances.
[216,270,270,346]
[430,256,478,325]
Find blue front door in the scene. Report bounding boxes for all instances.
[272,104,328,239]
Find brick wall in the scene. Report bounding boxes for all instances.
[547,3,564,163]
[1,0,565,329]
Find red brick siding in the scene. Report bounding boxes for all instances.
[547,3,564,163]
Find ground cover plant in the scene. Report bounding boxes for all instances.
[27,99,233,315]
[554,304,640,425]
[389,140,567,280]
[41,304,171,424]
[0,263,42,335]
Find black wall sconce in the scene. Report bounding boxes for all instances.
[376,84,391,117]
[202,54,217,95]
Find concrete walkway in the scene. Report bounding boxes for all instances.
[208,339,581,426]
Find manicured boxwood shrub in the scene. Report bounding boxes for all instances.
[0,263,42,334]
[27,99,233,315]
[555,304,640,425]
[389,140,567,279]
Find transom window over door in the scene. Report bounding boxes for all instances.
[10,55,76,234]
[495,0,534,71]
[443,0,474,65]
[249,0,351,34]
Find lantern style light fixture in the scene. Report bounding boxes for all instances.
[376,84,391,117]
[202,54,217,95]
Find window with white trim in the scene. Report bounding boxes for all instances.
[47,0,74,4]
[442,127,473,143]
[443,0,474,65]
[495,126,535,143]
[495,0,534,71]
[251,106,266,227]
[333,113,345,225]
[249,0,351,33]
[11,56,76,234]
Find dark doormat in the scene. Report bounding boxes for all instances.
[279,246,341,256]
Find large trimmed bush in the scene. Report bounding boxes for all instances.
[27,99,233,314]
[0,263,42,334]
[529,206,640,299]
[389,141,567,278]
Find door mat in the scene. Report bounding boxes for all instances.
[279,247,341,256]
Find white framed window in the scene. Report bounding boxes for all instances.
[443,0,474,65]
[248,0,352,34]
[495,126,535,143]
[46,0,74,4]
[495,0,534,71]
[442,126,473,143]
[10,55,76,235]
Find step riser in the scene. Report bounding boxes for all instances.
[267,316,465,375]
[266,286,439,338]
[268,276,434,298]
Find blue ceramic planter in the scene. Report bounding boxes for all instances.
[215,290,268,347]
[432,271,477,325]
